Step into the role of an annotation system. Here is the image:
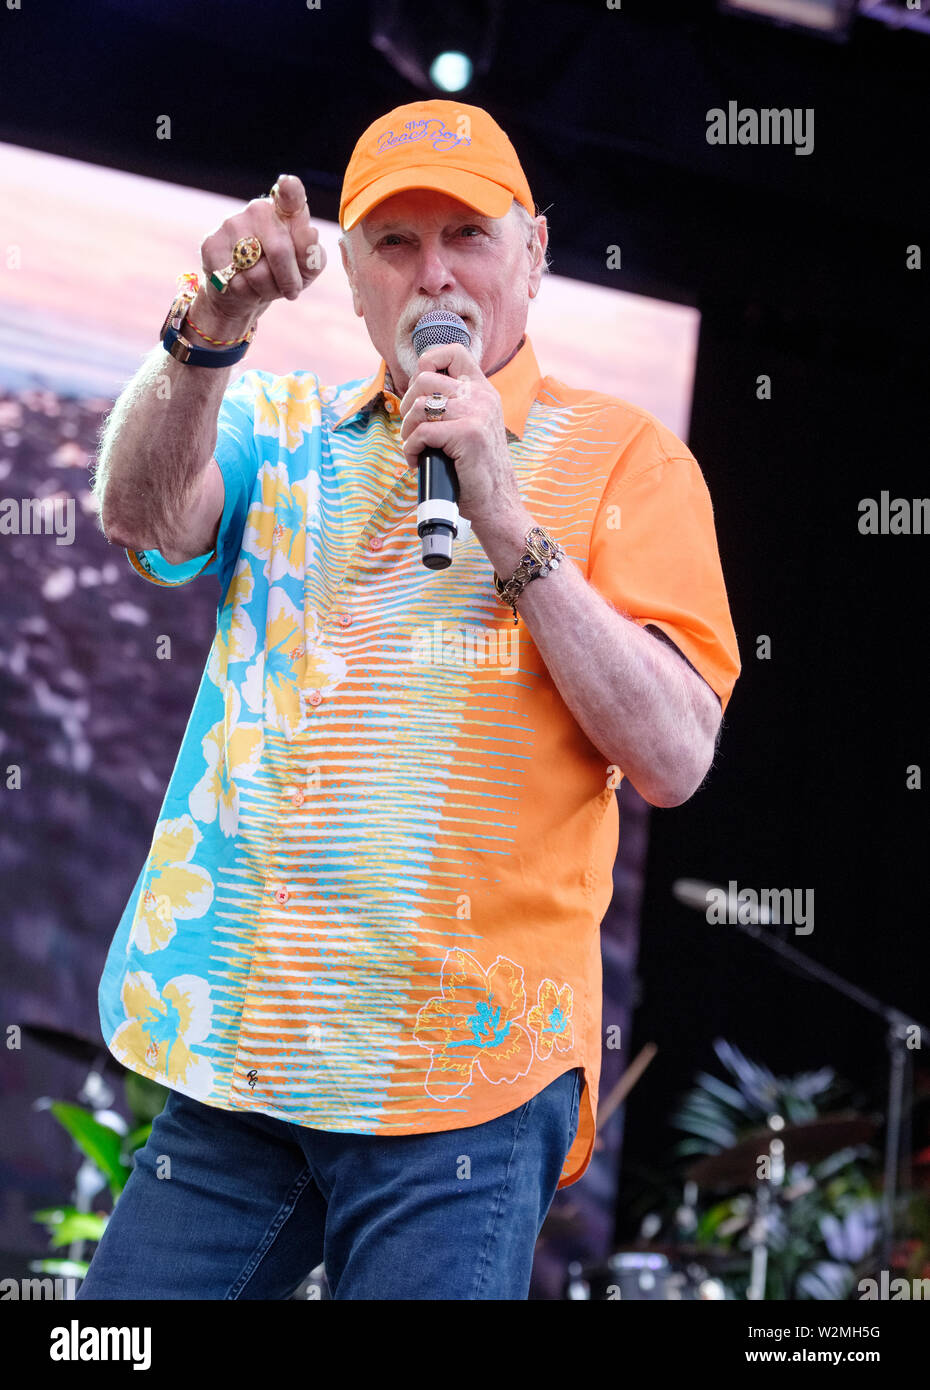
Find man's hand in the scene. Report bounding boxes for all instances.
[192,173,327,340]
[398,342,521,527]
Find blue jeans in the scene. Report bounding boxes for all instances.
[76,1066,583,1300]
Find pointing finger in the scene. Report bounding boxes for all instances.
[270,173,308,222]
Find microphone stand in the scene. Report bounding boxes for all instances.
[716,910,929,1268]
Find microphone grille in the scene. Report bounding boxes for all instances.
[412,310,471,358]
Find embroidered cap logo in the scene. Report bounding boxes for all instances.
[375,118,472,156]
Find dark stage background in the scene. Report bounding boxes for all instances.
[1,0,928,1296]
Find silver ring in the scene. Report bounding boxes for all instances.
[423,392,448,420]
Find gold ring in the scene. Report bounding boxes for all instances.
[424,393,448,420]
[268,181,308,220]
[209,235,263,294]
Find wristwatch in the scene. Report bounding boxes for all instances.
[160,277,255,368]
[493,525,565,624]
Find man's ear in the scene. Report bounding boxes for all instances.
[528,215,548,300]
[339,234,365,318]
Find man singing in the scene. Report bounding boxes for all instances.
[79,99,740,1300]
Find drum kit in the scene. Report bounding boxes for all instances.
[564,1110,879,1300]
[562,875,930,1301]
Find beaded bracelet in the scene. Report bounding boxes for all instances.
[185,315,254,346]
[174,271,254,346]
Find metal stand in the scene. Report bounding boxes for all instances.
[713,900,929,1270]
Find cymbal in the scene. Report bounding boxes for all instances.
[617,1242,744,1271]
[574,1242,743,1278]
[686,1112,878,1189]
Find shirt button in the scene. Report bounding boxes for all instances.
[338,612,351,628]
[273,885,290,905]
[287,786,305,806]
[308,688,323,706]
[368,535,382,551]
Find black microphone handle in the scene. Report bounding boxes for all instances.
[417,447,459,509]
[413,354,465,568]
[418,364,459,505]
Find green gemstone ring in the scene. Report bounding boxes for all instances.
[209,235,263,294]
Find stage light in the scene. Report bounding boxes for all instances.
[718,0,856,39]
[371,0,500,92]
[858,0,930,34]
[429,51,473,92]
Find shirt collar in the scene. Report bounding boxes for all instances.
[332,334,542,442]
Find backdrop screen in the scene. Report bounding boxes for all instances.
[0,143,699,423]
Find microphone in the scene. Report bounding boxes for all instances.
[411,309,471,570]
[672,878,774,924]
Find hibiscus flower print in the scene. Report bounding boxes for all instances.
[189,686,263,836]
[241,587,346,739]
[414,949,534,1100]
[527,979,575,1060]
[207,556,257,688]
[241,459,319,583]
[127,814,214,955]
[110,970,215,1093]
[254,373,322,453]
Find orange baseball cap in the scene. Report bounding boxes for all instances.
[339,99,535,231]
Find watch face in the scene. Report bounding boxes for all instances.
[160,293,188,340]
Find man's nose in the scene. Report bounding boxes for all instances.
[416,241,455,297]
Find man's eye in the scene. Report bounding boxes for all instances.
[459,226,482,237]
[380,235,404,247]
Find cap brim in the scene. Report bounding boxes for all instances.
[341,165,516,230]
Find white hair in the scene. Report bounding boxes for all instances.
[510,200,551,275]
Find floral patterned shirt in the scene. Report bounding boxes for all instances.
[97,336,740,1188]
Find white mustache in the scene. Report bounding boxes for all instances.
[399,300,482,342]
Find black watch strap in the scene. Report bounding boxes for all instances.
[163,325,250,368]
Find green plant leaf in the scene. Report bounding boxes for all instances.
[674,1136,725,1158]
[46,1214,109,1248]
[48,1102,131,1200]
[672,1111,737,1147]
[713,1039,779,1100]
[691,1070,752,1114]
[695,1199,742,1243]
[631,1038,900,1301]
[32,1204,108,1247]
[675,1092,741,1123]
[32,1205,79,1223]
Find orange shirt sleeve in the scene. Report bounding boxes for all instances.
[586,436,741,714]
